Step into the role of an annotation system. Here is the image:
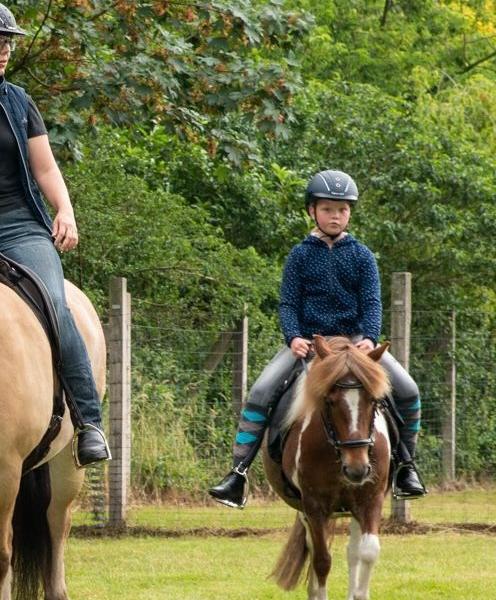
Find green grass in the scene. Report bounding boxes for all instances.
[66,531,496,599]
[73,486,496,530]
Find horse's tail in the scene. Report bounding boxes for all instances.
[12,463,52,600]
[270,513,308,590]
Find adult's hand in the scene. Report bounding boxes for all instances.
[52,209,79,252]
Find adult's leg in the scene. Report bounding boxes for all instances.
[2,234,109,466]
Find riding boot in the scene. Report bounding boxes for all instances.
[209,403,269,509]
[73,423,112,469]
[393,441,427,499]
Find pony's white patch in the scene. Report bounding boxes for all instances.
[374,410,390,456]
[283,368,309,429]
[358,533,380,564]
[344,388,360,434]
[292,411,312,490]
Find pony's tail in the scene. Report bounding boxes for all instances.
[270,514,308,590]
[12,463,52,600]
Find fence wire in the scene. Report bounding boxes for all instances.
[81,301,495,528]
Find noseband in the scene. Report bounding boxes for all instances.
[321,380,376,454]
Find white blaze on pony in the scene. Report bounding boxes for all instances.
[263,336,391,600]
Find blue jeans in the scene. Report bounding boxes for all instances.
[0,206,101,425]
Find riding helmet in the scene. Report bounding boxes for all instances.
[305,169,359,211]
[0,4,26,36]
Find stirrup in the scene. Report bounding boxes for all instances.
[392,461,427,500]
[72,424,112,469]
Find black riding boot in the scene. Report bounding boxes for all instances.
[208,464,249,509]
[393,442,427,499]
[73,424,112,468]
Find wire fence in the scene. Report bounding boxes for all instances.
[76,292,496,528]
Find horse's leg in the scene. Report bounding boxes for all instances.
[301,511,331,600]
[0,464,20,600]
[346,517,361,600]
[348,502,383,600]
[44,445,85,600]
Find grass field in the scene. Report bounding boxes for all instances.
[68,488,496,599]
[67,531,496,599]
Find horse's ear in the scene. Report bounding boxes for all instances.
[367,341,390,362]
[313,335,330,359]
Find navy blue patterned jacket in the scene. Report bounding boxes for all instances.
[279,234,382,346]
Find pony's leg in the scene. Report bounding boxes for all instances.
[44,446,85,600]
[348,507,383,600]
[301,512,331,600]
[346,518,361,600]
[0,465,20,600]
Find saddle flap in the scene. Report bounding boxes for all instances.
[267,362,305,464]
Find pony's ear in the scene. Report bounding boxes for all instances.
[313,335,330,359]
[367,341,390,362]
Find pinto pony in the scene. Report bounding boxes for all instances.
[263,336,391,600]
[0,280,105,600]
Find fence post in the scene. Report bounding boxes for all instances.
[232,306,248,417]
[108,277,131,527]
[390,272,412,523]
[442,309,456,483]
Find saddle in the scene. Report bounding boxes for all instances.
[0,253,78,474]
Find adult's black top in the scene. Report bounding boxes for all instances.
[0,95,47,213]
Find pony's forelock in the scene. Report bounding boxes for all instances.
[285,337,391,427]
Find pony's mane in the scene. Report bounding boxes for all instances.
[285,337,391,428]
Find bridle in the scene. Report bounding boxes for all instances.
[320,379,377,455]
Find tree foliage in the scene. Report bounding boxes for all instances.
[10,0,311,157]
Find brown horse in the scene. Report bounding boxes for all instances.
[0,280,105,600]
[263,336,391,600]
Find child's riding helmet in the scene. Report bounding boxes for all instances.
[305,170,358,213]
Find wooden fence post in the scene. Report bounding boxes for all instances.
[108,277,131,527]
[232,307,248,417]
[442,309,456,483]
[390,272,412,523]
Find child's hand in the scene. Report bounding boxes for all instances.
[355,338,375,353]
[290,337,312,358]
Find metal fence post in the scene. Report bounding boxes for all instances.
[442,309,456,483]
[108,277,131,527]
[390,272,412,523]
[232,306,248,417]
